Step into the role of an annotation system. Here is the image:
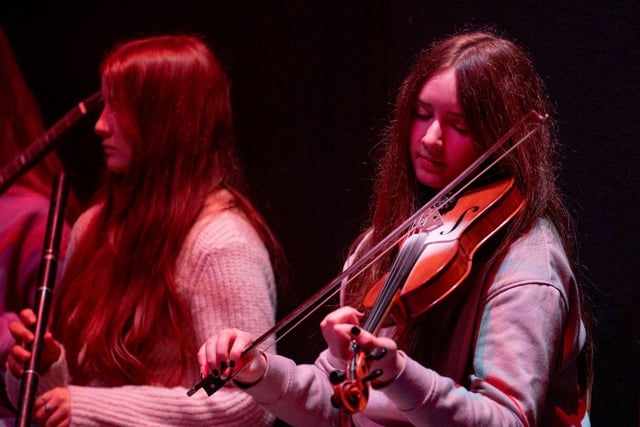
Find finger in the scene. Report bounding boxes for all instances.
[201,337,221,377]
[215,329,253,376]
[197,342,209,377]
[354,332,396,352]
[229,332,256,372]
[8,320,34,344]
[320,307,364,351]
[41,335,62,364]
[9,344,32,365]
[322,322,363,362]
[352,335,402,382]
[211,330,234,376]
[45,405,68,427]
[320,306,363,329]
[333,323,361,340]
[34,395,46,413]
[202,330,235,376]
[18,308,37,325]
[33,407,46,425]
[33,396,50,424]
[6,355,24,377]
[40,393,62,427]
[366,347,388,361]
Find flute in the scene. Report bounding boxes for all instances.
[15,173,69,427]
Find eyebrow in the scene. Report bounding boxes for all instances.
[415,100,465,118]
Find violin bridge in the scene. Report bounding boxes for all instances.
[412,208,443,234]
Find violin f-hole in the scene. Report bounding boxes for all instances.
[440,206,480,235]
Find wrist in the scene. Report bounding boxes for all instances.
[371,350,406,389]
[233,351,268,389]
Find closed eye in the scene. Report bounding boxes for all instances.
[453,124,469,135]
[413,105,433,121]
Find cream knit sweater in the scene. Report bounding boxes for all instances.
[6,191,277,426]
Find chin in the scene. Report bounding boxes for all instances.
[416,174,444,190]
[106,163,128,173]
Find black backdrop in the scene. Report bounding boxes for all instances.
[2,1,638,425]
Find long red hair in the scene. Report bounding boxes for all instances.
[52,35,283,386]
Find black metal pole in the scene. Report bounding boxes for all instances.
[15,172,69,427]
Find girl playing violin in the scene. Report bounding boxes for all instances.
[199,30,591,426]
[5,35,283,426]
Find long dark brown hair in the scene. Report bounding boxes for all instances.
[346,30,570,304]
[52,35,284,386]
[345,30,591,390]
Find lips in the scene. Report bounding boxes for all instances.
[417,155,445,169]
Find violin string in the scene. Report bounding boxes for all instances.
[406,111,547,236]
[439,123,547,208]
[364,232,428,334]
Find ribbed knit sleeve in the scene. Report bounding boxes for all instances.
[68,382,273,426]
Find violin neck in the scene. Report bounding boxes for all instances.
[363,233,427,334]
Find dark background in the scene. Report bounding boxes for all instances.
[2,1,638,425]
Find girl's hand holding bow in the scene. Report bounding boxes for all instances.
[197,328,267,387]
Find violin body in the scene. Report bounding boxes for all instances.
[364,176,525,323]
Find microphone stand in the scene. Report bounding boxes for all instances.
[0,91,103,195]
[15,173,69,427]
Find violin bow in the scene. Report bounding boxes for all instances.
[187,109,548,397]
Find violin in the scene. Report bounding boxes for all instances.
[366,175,524,324]
[187,110,547,407]
[329,175,524,413]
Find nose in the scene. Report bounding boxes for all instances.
[421,119,443,150]
[94,111,109,137]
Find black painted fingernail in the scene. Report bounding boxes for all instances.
[368,347,387,360]
[229,360,236,368]
[351,326,360,336]
[212,369,220,377]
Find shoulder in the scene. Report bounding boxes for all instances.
[70,204,102,239]
[191,210,266,252]
[485,218,575,306]
[0,185,51,221]
[0,186,67,243]
[2,185,50,204]
[181,191,269,261]
[175,193,276,299]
